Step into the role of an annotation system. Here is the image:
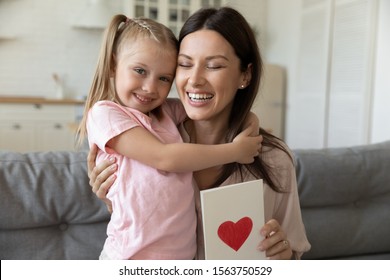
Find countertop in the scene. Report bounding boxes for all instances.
[0,96,85,105]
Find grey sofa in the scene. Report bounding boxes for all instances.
[1,141,390,260]
[295,140,390,259]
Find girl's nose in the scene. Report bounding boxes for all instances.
[141,78,157,93]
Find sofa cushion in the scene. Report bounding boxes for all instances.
[294,141,390,259]
[0,151,110,260]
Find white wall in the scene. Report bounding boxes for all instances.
[1,0,388,148]
[264,0,390,148]
[0,0,123,100]
[371,0,390,143]
[262,0,302,147]
[224,0,267,51]
[0,0,265,100]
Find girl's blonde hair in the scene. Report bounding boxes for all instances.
[77,14,178,147]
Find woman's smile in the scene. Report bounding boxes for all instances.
[187,92,214,103]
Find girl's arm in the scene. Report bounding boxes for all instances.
[108,126,262,173]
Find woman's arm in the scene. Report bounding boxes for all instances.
[108,125,262,173]
[87,144,116,212]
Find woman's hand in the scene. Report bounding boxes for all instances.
[258,219,293,260]
[87,144,116,213]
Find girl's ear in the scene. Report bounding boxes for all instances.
[239,63,253,89]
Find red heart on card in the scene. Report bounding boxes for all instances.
[217,217,253,251]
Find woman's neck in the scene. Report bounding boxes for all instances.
[184,118,229,190]
[185,119,228,145]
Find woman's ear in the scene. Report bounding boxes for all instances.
[244,63,253,85]
[239,63,253,89]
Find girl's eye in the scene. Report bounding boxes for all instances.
[134,68,146,75]
[160,76,172,83]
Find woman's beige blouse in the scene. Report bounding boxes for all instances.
[179,123,311,259]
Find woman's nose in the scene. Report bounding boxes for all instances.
[188,67,205,87]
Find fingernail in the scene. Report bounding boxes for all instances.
[109,157,115,162]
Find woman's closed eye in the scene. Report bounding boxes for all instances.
[206,64,225,70]
[177,62,225,70]
[178,61,192,68]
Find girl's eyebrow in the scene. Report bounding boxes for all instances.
[178,54,229,61]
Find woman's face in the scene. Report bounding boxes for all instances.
[175,29,247,122]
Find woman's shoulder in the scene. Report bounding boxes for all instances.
[262,138,294,166]
[260,137,296,192]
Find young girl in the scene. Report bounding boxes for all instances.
[77,15,262,260]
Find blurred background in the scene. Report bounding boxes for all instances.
[0,0,389,151]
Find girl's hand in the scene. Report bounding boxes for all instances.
[244,111,260,136]
[87,144,116,213]
[258,219,293,260]
[232,127,263,164]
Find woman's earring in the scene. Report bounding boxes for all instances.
[241,85,245,89]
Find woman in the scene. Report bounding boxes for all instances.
[88,7,311,259]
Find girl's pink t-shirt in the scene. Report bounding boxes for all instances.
[87,100,196,260]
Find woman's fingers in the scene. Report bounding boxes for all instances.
[86,144,115,213]
[87,144,98,177]
[91,159,117,193]
[258,219,292,259]
[95,173,116,199]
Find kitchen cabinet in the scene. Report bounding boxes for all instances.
[124,0,225,35]
[0,98,84,152]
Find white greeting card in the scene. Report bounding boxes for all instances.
[200,179,265,260]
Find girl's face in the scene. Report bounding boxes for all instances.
[114,38,177,114]
[175,29,248,122]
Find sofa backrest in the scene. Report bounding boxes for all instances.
[2,141,390,260]
[294,140,390,259]
[0,151,110,260]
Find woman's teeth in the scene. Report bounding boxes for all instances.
[188,93,213,102]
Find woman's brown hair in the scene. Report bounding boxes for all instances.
[179,7,291,192]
